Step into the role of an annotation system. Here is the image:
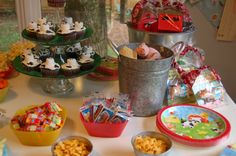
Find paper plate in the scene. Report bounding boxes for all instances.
[156,104,231,147]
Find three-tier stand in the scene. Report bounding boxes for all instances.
[12,27,101,96]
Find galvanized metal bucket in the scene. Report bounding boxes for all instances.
[117,43,174,117]
[127,22,196,48]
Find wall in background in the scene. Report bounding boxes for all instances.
[188,4,236,102]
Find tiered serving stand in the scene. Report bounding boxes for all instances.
[12,27,101,95]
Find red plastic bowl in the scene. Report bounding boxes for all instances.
[156,104,231,147]
[80,113,128,137]
[0,65,14,79]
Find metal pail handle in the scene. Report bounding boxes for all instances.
[170,41,185,55]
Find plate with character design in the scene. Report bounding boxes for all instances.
[156,104,231,147]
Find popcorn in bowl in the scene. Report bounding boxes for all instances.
[52,136,93,156]
[131,131,172,156]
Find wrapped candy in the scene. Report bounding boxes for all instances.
[11,102,64,132]
[135,43,162,60]
[43,102,62,113]
[80,92,132,124]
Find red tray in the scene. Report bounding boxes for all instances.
[95,57,118,76]
[156,104,231,147]
[88,72,118,81]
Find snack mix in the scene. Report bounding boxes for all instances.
[134,136,168,154]
[53,138,91,156]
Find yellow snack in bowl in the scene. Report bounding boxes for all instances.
[134,136,167,154]
[53,138,92,156]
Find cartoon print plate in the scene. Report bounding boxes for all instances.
[156,104,230,147]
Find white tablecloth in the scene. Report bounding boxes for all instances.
[0,74,235,156]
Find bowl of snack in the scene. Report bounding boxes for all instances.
[0,52,14,79]
[10,102,67,146]
[80,93,131,137]
[0,79,9,103]
[51,136,93,156]
[131,131,172,156]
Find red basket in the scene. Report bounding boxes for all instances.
[80,113,128,138]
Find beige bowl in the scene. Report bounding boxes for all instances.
[131,131,172,156]
[51,136,93,156]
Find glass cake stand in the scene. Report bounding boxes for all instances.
[13,27,101,96]
[42,78,74,95]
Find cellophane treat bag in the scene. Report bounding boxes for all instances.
[166,43,225,108]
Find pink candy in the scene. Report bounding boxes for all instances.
[135,43,162,60]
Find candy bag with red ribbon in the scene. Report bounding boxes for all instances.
[165,68,195,105]
[165,43,202,105]
[171,44,225,108]
[188,66,225,109]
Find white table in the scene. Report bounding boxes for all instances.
[0,74,235,156]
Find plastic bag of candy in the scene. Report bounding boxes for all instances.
[80,92,132,124]
[166,43,225,108]
[172,43,205,72]
[190,66,225,109]
[165,43,202,105]
[165,69,196,105]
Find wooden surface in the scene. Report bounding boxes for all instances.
[217,0,236,41]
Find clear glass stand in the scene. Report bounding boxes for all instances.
[42,79,74,96]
